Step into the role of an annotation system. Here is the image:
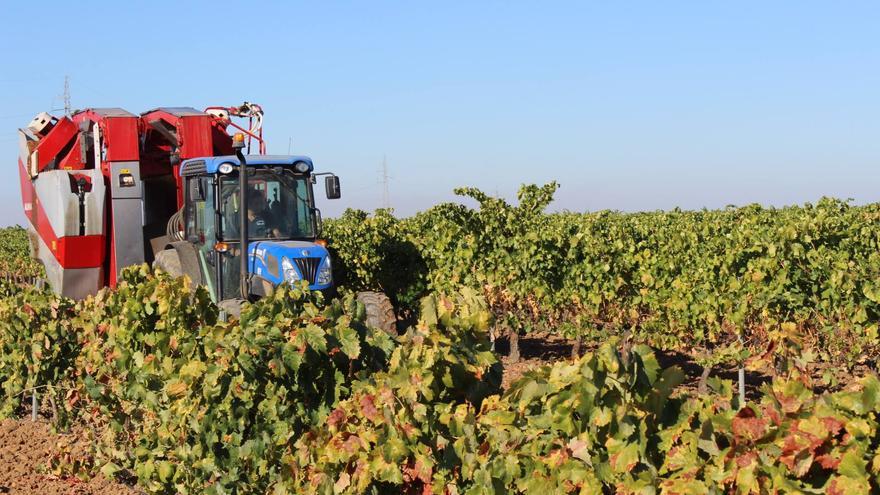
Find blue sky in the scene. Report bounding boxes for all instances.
[1,1,878,224]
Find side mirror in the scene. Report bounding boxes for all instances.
[325,175,341,199]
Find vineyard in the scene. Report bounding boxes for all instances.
[0,182,879,494]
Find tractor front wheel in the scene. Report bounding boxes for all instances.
[356,291,397,336]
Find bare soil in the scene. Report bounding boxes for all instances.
[496,333,577,389]
[0,419,140,495]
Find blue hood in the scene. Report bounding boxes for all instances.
[247,240,332,290]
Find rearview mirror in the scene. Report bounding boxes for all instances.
[325,175,341,199]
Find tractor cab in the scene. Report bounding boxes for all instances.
[167,154,341,304]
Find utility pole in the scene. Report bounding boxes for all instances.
[52,76,72,116]
[381,155,391,209]
[287,137,292,154]
[62,76,71,116]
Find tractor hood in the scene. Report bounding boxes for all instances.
[247,240,332,290]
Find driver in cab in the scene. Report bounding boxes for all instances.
[225,187,284,239]
[246,193,285,239]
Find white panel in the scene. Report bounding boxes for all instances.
[83,170,106,236]
[18,130,33,173]
[32,169,105,237]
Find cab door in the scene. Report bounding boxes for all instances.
[183,176,219,299]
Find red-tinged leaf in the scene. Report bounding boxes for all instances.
[327,408,346,429]
[821,416,846,437]
[342,434,362,455]
[734,451,758,469]
[781,450,814,477]
[816,452,841,470]
[413,457,432,483]
[478,441,490,456]
[396,422,417,439]
[609,443,639,472]
[763,404,783,426]
[378,386,394,404]
[333,472,350,492]
[781,431,810,459]
[360,394,382,423]
[775,390,803,414]
[732,408,769,442]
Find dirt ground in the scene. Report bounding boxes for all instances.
[496,333,577,389]
[0,419,140,495]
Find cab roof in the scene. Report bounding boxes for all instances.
[180,155,314,176]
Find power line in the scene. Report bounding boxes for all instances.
[0,113,34,120]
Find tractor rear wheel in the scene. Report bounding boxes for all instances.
[218,298,245,319]
[356,291,397,336]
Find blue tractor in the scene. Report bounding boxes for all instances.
[153,142,395,332]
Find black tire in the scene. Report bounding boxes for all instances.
[152,249,184,278]
[218,298,245,319]
[356,291,397,336]
[153,244,203,290]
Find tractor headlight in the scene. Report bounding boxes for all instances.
[316,256,333,285]
[293,161,311,173]
[281,257,301,284]
[218,162,234,174]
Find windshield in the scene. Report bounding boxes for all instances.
[220,170,316,240]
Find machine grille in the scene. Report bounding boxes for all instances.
[294,257,321,284]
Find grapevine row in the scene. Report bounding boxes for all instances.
[0,271,878,493]
[325,184,880,371]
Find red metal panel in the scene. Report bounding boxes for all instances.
[58,136,85,170]
[54,235,105,268]
[178,115,213,158]
[139,110,216,208]
[211,123,234,155]
[103,117,140,162]
[33,118,78,173]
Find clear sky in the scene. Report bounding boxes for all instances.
[1,1,878,225]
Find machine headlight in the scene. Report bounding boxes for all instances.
[316,256,333,285]
[293,161,311,173]
[218,162,234,174]
[281,257,301,284]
